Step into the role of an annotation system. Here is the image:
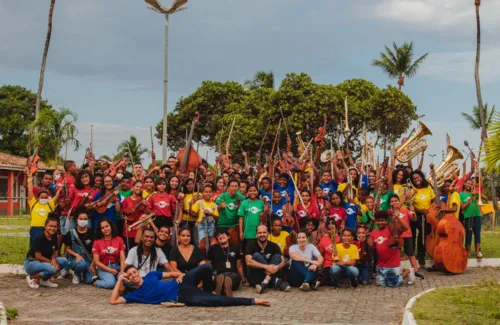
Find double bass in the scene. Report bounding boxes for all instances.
[176,112,202,173]
[425,164,446,258]
[433,208,468,274]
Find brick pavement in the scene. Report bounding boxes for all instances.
[1,268,499,325]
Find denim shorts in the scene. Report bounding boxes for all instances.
[198,222,215,241]
[376,266,403,287]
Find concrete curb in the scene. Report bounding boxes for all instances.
[402,288,436,325]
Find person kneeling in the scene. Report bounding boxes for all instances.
[330,228,359,288]
[109,264,270,307]
[288,229,324,291]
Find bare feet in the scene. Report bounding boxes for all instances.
[161,302,186,308]
[254,299,271,306]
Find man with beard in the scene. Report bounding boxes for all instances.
[245,225,289,294]
[208,230,246,297]
[154,225,172,269]
[125,228,172,277]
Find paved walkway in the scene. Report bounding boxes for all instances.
[2,268,499,325]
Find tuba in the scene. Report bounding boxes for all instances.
[396,122,432,163]
[428,145,463,187]
[296,131,306,157]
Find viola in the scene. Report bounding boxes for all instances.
[314,115,327,145]
[92,186,120,214]
[25,144,42,175]
[425,164,445,257]
[105,153,129,177]
[281,195,295,228]
[433,208,468,274]
[176,112,202,173]
[388,210,404,249]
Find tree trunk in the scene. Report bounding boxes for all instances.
[65,141,68,161]
[474,1,498,212]
[398,74,404,90]
[35,0,56,138]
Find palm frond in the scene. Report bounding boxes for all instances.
[461,112,481,130]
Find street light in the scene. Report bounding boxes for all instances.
[428,153,436,163]
[144,0,188,164]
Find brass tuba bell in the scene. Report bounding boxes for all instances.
[429,145,463,187]
[396,121,432,163]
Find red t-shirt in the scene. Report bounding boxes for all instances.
[318,235,341,268]
[388,208,412,238]
[311,196,326,214]
[327,206,347,227]
[92,237,125,265]
[296,203,320,220]
[122,196,147,238]
[370,227,400,268]
[69,186,97,211]
[147,193,177,218]
[56,174,75,214]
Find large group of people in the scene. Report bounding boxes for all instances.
[22,129,488,307]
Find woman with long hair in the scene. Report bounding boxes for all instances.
[92,175,121,229]
[169,228,205,274]
[122,180,147,250]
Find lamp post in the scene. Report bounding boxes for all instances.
[144,0,188,164]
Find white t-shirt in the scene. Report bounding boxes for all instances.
[125,246,168,277]
[289,244,321,260]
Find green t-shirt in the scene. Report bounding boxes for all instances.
[459,192,481,218]
[378,190,394,212]
[238,199,265,239]
[215,191,245,228]
[116,189,133,221]
[361,211,378,230]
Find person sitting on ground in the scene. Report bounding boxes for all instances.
[92,218,126,289]
[169,228,205,274]
[329,228,359,288]
[368,210,407,287]
[245,224,289,293]
[109,263,270,307]
[125,228,173,277]
[24,216,69,289]
[207,229,246,297]
[64,210,96,284]
[288,229,324,291]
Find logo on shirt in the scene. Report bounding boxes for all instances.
[333,214,342,222]
[346,207,355,215]
[158,201,169,208]
[265,253,272,260]
[380,198,386,206]
[323,188,330,194]
[276,209,283,217]
[374,236,387,245]
[297,210,307,218]
[280,190,287,197]
[38,208,49,217]
[249,206,261,214]
[260,196,270,203]
[107,202,114,209]
[419,194,427,200]
[342,254,351,262]
[227,203,236,210]
[229,252,236,257]
[105,246,117,254]
[317,202,324,210]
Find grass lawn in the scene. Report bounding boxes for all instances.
[481,232,500,258]
[0,236,29,264]
[0,228,28,233]
[0,216,30,227]
[412,279,500,325]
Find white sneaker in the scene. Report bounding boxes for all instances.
[72,273,80,284]
[26,275,39,289]
[57,269,68,279]
[40,279,59,288]
[299,282,310,291]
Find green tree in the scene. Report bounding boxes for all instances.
[461,104,496,131]
[372,42,429,90]
[32,107,80,162]
[117,135,149,164]
[0,85,52,156]
[244,70,275,90]
[484,113,500,173]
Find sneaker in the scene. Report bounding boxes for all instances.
[407,280,414,285]
[477,251,483,260]
[255,282,267,294]
[72,273,80,285]
[91,275,99,284]
[408,268,416,284]
[362,280,369,285]
[299,282,310,291]
[57,269,68,280]
[214,274,224,295]
[26,275,39,289]
[313,280,321,290]
[426,265,438,272]
[223,277,233,297]
[331,278,340,289]
[415,272,425,280]
[349,277,358,289]
[277,280,290,292]
[40,279,59,288]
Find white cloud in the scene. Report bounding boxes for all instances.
[419,47,500,84]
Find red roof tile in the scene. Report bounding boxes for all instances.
[0,152,61,171]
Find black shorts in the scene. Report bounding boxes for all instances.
[403,237,414,256]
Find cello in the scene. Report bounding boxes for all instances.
[176,112,202,173]
[433,208,468,274]
[425,164,445,258]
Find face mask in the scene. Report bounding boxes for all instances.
[116,173,123,180]
[77,220,88,228]
[39,198,49,205]
[54,175,60,182]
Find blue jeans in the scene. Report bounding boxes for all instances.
[68,258,93,284]
[357,262,370,283]
[95,263,120,289]
[60,215,76,235]
[376,266,403,287]
[330,264,359,283]
[288,260,319,287]
[24,257,69,280]
[178,264,253,307]
[29,227,45,248]
[247,253,282,287]
[465,216,481,247]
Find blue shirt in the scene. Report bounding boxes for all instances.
[273,179,295,206]
[258,189,272,204]
[440,194,448,204]
[92,191,122,222]
[319,181,338,198]
[344,201,359,233]
[123,272,179,304]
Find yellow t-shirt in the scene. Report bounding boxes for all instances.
[338,183,358,199]
[335,243,359,263]
[448,192,461,219]
[393,184,407,208]
[29,196,57,227]
[268,231,290,254]
[183,193,202,222]
[191,200,219,223]
[142,190,155,199]
[412,186,435,210]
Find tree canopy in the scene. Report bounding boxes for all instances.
[156,73,418,161]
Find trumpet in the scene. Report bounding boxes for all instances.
[127,213,156,231]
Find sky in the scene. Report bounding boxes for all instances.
[1,0,499,166]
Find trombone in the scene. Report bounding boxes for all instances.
[127,213,156,231]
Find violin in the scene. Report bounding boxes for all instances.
[59,173,71,210]
[314,115,327,145]
[122,193,150,217]
[25,144,42,175]
[176,112,202,173]
[105,153,129,177]
[388,209,404,249]
[281,194,295,228]
[92,186,120,214]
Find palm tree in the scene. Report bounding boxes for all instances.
[117,135,149,164]
[371,42,429,90]
[484,113,500,173]
[35,0,56,136]
[461,104,496,131]
[244,70,275,90]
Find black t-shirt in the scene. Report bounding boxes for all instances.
[208,244,241,273]
[245,240,282,262]
[155,241,172,261]
[27,232,58,260]
[63,228,95,255]
[169,246,205,273]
